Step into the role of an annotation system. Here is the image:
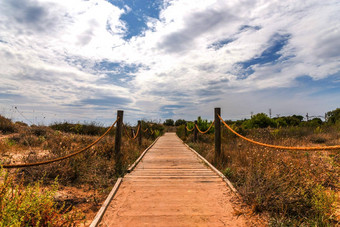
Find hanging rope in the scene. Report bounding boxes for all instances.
[195,121,215,134]
[2,118,119,168]
[186,125,195,132]
[123,123,141,140]
[218,114,340,150]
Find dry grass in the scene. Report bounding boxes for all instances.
[1,118,161,225]
[181,126,340,226]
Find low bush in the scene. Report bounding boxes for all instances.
[0,168,83,226]
[0,115,16,134]
[50,122,107,136]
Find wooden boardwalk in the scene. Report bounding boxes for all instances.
[99,133,251,226]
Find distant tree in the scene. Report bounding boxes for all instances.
[274,117,288,127]
[288,115,304,126]
[163,119,174,126]
[326,108,340,124]
[175,119,186,126]
[242,113,276,129]
[273,115,303,127]
[309,118,323,127]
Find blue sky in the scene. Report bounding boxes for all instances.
[0,0,340,125]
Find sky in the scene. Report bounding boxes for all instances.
[0,0,340,125]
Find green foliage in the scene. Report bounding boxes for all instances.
[175,119,186,126]
[0,115,16,134]
[142,121,165,139]
[0,168,82,226]
[222,167,233,178]
[196,116,214,133]
[163,119,174,126]
[308,118,323,127]
[4,138,16,147]
[176,117,214,137]
[272,115,304,127]
[153,130,161,137]
[242,113,276,129]
[309,184,336,223]
[176,124,186,138]
[326,108,340,124]
[186,121,194,130]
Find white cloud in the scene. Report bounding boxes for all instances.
[0,0,339,124]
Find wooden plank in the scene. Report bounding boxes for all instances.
[127,136,160,173]
[90,178,122,227]
[178,134,239,194]
[98,133,249,226]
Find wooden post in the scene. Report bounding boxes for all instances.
[138,120,142,146]
[115,110,123,176]
[194,120,198,142]
[214,108,221,163]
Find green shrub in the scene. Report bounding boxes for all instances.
[0,168,82,226]
[196,116,214,133]
[163,119,174,126]
[176,124,186,138]
[326,108,340,125]
[242,113,276,129]
[175,119,186,126]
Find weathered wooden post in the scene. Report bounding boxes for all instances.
[115,110,123,176]
[194,120,198,142]
[138,120,142,146]
[214,108,221,163]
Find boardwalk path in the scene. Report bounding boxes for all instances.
[99,133,252,226]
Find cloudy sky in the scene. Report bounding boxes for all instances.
[1,0,340,125]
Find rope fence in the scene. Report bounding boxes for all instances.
[186,125,195,132]
[217,114,340,151]
[195,121,215,134]
[123,123,141,140]
[4,107,339,169]
[2,110,160,169]
[183,108,340,155]
[2,118,119,168]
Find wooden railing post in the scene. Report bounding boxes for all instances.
[138,120,142,146]
[214,108,221,163]
[194,120,198,142]
[115,110,123,176]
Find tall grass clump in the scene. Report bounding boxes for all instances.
[0,167,82,226]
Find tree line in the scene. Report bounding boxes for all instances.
[163,108,340,129]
